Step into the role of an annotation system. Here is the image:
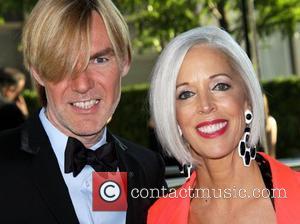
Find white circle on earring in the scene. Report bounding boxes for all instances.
[244,109,253,124]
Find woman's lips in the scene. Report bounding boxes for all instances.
[196,119,228,139]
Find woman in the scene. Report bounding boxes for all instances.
[263,93,277,158]
[0,67,28,131]
[148,27,300,223]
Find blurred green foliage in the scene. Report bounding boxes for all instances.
[113,0,300,52]
[0,0,299,52]
[0,0,37,21]
[109,83,151,146]
[22,77,300,158]
[22,89,40,115]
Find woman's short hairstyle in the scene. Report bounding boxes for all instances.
[22,0,131,105]
[150,26,265,165]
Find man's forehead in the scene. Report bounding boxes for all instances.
[90,11,107,35]
[90,11,113,50]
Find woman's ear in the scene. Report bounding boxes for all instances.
[243,95,252,112]
[30,68,45,86]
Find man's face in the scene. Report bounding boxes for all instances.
[36,12,127,146]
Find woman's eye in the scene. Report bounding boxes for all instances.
[178,91,195,100]
[213,83,231,91]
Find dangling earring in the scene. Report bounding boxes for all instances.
[238,109,256,167]
[180,163,193,179]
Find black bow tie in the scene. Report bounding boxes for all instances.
[64,137,118,177]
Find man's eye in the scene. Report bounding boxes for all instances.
[178,91,195,100]
[212,83,231,91]
[92,57,109,64]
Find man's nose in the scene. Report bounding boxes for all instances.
[71,70,94,93]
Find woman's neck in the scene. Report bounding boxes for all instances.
[194,151,263,190]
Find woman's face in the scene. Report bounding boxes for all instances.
[176,45,249,160]
[4,78,25,102]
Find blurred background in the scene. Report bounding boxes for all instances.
[0,0,299,161]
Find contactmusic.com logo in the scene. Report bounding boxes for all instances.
[92,172,127,211]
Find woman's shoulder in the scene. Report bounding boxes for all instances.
[147,172,196,224]
[260,153,300,221]
[260,153,298,173]
[260,152,299,176]
[260,152,300,197]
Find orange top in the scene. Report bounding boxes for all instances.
[147,153,300,224]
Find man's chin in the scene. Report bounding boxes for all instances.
[68,126,104,138]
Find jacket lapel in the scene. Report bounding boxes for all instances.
[110,133,146,224]
[20,112,79,224]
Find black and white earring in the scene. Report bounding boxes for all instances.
[238,109,256,167]
[180,163,193,179]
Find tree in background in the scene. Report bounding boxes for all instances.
[114,0,300,53]
[0,0,299,53]
[0,0,36,22]
[114,0,204,52]
[200,0,300,38]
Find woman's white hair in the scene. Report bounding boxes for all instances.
[149,26,265,165]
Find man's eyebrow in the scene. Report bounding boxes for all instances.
[90,48,114,59]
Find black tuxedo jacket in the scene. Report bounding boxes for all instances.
[0,97,25,131]
[0,112,166,224]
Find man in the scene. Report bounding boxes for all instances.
[0,0,166,223]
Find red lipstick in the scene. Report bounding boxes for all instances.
[196,119,228,139]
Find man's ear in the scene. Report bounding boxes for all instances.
[30,68,45,86]
[121,55,131,77]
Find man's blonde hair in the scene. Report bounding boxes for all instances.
[22,0,131,104]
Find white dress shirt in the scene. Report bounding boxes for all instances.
[39,108,126,224]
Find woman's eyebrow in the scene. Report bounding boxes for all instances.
[209,73,233,80]
[176,82,189,89]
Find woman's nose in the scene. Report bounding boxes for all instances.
[197,92,215,114]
